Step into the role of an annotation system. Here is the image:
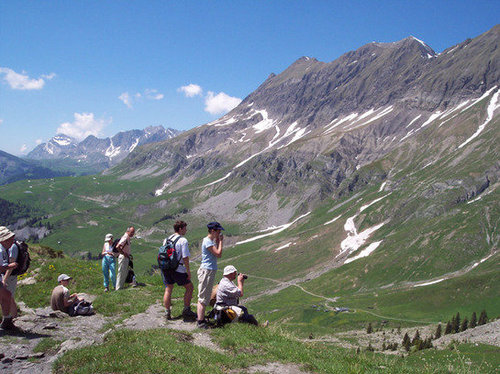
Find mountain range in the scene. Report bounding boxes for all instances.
[0,126,182,184]
[27,125,181,169]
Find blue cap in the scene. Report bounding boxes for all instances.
[207,221,224,231]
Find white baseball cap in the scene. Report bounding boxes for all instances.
[58,274,72,282]
[223,265,238,276]
[105,233,113,242]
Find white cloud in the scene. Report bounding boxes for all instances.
[35,139,43,145]
[0,67,55,90]
[178,84,203,98]
[57,113,110,141]
[20,144,28,153]
[119,89,164,108]
[204,91,242,115]
[119,92,133,108]
[145,88,164,100]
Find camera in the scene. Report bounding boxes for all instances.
[240,273,248,280]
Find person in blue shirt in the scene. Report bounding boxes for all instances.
[196,221,224,328]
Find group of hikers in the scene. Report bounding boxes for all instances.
[0,221,260,331]
[99,220,260,328]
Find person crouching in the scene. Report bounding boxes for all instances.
[216,265,258,326]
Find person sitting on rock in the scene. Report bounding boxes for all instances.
[215,265,258,326]
[51,274,82,315]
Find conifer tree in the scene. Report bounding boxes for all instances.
[402,333,411,352]
[453,312,461,333]
[366,323,373,334]
[411,330,421,346]
[478,310,488,325]
[434,323,442,339]
[460,317,468,332]
[470,312,477,328]
[444,321,452,335]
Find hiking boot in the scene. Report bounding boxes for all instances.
[182,307,197,320]
[131,281,138,288]
[0,318,17,331]
[165,309,172,320]
[197,320,209,329]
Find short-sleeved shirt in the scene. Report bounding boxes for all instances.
[51,285,70,312]
[103,242,114,255]
[0,242,18,282]
[162,234,190,273]
[216,277,242,306]
[200,237,217,270]
[118,233,131,256]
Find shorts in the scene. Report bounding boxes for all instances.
[197,267,216,305]
[161,270,191,287]
[4,276,17,297]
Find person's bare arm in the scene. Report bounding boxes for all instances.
[184,256,191,281]
[207,235,224,258]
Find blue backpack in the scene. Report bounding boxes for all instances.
[158,235,181,271]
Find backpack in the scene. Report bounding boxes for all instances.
[158,235,181,271]
[73,300,94,316]
[11,240,30,276]
[111,238,120,253]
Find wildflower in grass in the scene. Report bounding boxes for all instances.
[49,264,55,271]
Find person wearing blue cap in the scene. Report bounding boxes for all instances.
[196,221,224,328]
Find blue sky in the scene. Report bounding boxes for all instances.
[0,1,498,155]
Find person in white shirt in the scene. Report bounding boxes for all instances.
[162,221,196,321]
[216,265,258,326]
[101,233,117,292]
[116,226,135,290]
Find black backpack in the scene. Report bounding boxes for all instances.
[11,240,30,276]
[111,238,120,253]
[158,235,181,271]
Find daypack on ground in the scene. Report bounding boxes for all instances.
[11,240,30,276]
[157,235,181,271]
[72,300,94,316]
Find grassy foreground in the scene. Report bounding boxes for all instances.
[52,325,498,374]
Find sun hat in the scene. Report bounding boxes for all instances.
[57,274,72,282]
[207,222,224,231]
[223,265,238,276]
[0,226,15,242]
[105,233,113,242]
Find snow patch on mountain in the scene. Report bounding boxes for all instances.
[458,88,499,149]
[252,110,276,133]
[414,278,445,288]
[235,212,310,245]
[344,241,383,264]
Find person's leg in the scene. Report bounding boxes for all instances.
[0,287,11,316]
[116,255,128,290]
[110,258,116,289]
[183,282,193,308]
[102,256,109,289]
[5,277,18,318]
[163,284,174,310]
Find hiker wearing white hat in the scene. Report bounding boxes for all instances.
[51,274,82,315]
[0,226,19,330]
[101,233,117,292]
[215,265,258,326]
